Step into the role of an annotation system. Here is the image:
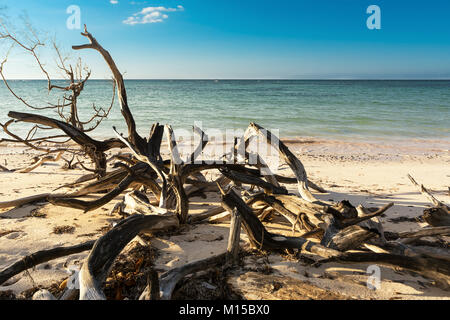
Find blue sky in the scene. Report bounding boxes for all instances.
[1,0,450,79]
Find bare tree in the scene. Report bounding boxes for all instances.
[0,16,115,175]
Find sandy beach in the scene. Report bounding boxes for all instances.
[0,137,448,300]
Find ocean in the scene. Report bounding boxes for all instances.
[0,80,449,142]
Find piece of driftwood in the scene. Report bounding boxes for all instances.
[49,173,138,212]
[328,202,394,228]
[221,188,341,258]
[247,122,317,202]
[0,29,116,176]
[256,194,317,233]
[266,194,327,228]
[234,126,278,186]
[221,188,450,288]
[364,226,450,262]
[138,269,160,300]
[317,251,450,290]
[226,208,242,265]
[0,163,155,210]
[408,174,450,227]
[71,25,171,212]
[366,240,450,262]
[408,174,447,208]
[59,288,80,300]
[189,206,226,224]
[0,240,95,286]
[73,26,141,151]
[0,164,11,172]
[319,203,393,251]
[236,126,327,195]
[356,204,387,243]
[220,167,288,195]
[165,125,190,223]
[8,111,124,175]
[157,253,227,300]
[123,190,163,215]
[184,178,222,199]
[228,272,346,300]
[422,207,450,227]
[248,191,391,243]
[79,214,178,300]
[10,151,64,173]
[55,164,132,193]
[320,219,377,252]
[0,193,50,209]
[398,226,450,242]
[218,151,326,193]
[119,190,179,232]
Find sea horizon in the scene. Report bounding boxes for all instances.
[4,78,450,81]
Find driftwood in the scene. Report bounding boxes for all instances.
[366,240,450,262]
[79,214,178,300]
[320,203,393,251]
[8,111,125,175]
[156,253,227,300]
[226,208,242,265]
[221,188,342,258]
[247,122,317,202]
[221,188,450,288]
[0,193,50,209]
[422,207,450,227]
[228,272,346,300]
[189,206,227,224]
[138,269,160,300]
[119,190,180,231]
[408,174,450,227]
[0,240,95,286]
[220,168,288,195]
[397,226,450,242]
[0,22,115,175]
[320,222,377,252]
[0,151,65,173]
[318,251,450,290]
[59,287,80,301]
[408,174,448,208]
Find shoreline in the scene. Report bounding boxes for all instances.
[1,134,449,160]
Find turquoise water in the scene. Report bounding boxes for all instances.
[0,80,449,141]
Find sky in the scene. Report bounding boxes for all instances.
[0,0,450,79]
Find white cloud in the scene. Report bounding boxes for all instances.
[110,0,118,4]
[123,5,184,25]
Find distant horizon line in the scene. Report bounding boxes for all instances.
[3,78,450,81]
